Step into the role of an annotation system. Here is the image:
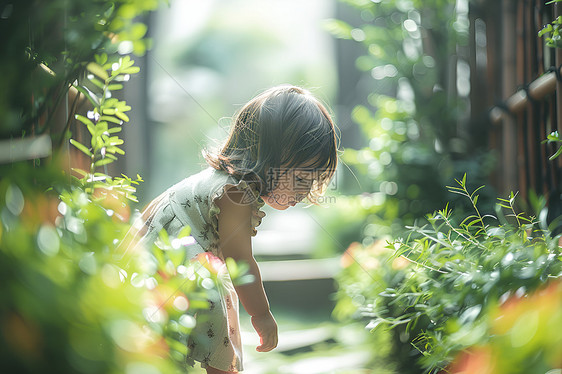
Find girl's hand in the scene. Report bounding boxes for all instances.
[251,311,278,352]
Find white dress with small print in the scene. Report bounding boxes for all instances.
[137,167,265,372]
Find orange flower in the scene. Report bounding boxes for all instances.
[366,238,391,256]
[447,346,495,374]
[341,242,361,268]
[193,252,225,275]
[392,255,410,270]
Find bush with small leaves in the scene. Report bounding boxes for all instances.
[335,176,562,373]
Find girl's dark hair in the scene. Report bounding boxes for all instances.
[205,85,338,201]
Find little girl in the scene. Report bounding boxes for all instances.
[136,85,338,373]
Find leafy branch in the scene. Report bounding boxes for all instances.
[539,15,562,49]
[542,130,562,160]
[539,2,562,157]
[70,54,142,201]
[445,174,490,236]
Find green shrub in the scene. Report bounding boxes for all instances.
[0,2,222,370]
[334,176,562,373]
[0,0,157,139]
[0,161,208,373]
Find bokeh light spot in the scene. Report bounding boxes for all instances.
[179,314,196,329]
[173,295,189,311]
[379,152,392,166]
[6,184,24,215]
[57,201,67,215]
[351,28,366,42]
[37,224,60,256]
[403,19,417,32]
[109,320,146,352]
[125,362,160,374]
[510,310,539,347]
[143,305,166,324]
[78,252,97,275]
[101,264,121,288]
[201,278,215,290]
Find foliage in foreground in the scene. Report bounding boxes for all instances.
[447,280,562,373]
[0,0,157,140]
[0,6,217,370]
[0,159,223,373]
[334,177,562,373]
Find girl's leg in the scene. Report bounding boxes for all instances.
[205,366,236,374]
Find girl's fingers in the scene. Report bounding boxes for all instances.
[256,334,277,352]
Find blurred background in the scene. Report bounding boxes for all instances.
[3,0,562,373]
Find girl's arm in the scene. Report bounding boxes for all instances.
[215,187,278,352]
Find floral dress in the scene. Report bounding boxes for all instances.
[137,167,266,372]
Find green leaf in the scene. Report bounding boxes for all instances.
[167,249,186,268]
[106,146,125,155]
[547,131,560,141]
[107,137,124,146]
[549,146,562,160]
[74,85,100,108]
[159,229,170,247]
[107,84,124,91]
[178,226,191,238]
[118,104,132,112]
[71,168,89,177]
[99,115,124,125]
[95,121,108,136]
[88,77,106,90]
[107,126,123,134]
[323,18,353,39]
[104,98,119,107]
[167,338,188,355]
[115,111,130,122]
[367,318,384,332]
[131,23,147,39]
[539,24,553,37]
[70,139,92,157]
[87,62,109,81]
[120,55,134,68]
[75,114,96,135]
[94,158,114,167]
[152,246,166,267]
[94,53,108,66]
[121,66,140,74]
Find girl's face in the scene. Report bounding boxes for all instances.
[263,168,315,210]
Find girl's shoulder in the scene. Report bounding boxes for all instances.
[205,169,266,237]
[169,167,230,193]
[179,167,259,204]
[169,167,265,235]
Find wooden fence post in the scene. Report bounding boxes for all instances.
[501,0,519,194]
